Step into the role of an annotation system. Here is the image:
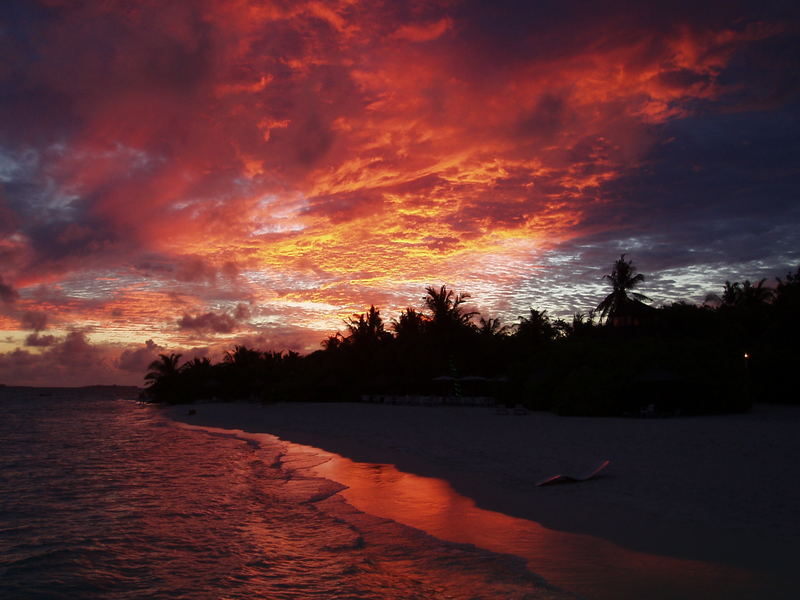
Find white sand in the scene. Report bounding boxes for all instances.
[165,402,799,575]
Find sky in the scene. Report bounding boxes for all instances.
[1,0,799,386]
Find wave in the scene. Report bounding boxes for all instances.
[174,421,573,600]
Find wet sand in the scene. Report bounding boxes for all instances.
[165,402,799,588]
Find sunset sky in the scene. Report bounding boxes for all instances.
[1,0,798,386]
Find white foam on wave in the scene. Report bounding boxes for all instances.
[173,421,573,599]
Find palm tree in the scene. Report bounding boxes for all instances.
[144,353,183,402]
[775,267,800,309]
[569,311,596,337]
[181,356,211,373]
[717,280,741,307]
[322,333,345,351]
[711,278,774,309]
[145,353,183,386]
[224,345,262,367]
[179,356,215,400]
[596,254,651,322]
[516,308,557,343]
[424,285,477,329]
[345,305,390,346]
[477,316,508,337]
[392,307,428,340]
[739,279,774,308]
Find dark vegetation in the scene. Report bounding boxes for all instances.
[144,257,800,416]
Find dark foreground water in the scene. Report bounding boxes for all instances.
[0,388,566,600]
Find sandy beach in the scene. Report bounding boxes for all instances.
[166,401,799,584]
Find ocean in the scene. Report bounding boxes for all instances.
[0,388,566,599]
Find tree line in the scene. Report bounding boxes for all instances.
[144,257,800,416]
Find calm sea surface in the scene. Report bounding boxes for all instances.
[0,388,565,600]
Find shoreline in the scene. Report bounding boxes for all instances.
[164,401,798,577]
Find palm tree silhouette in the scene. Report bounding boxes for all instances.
[424,285,477,329]
[224,345,262,367]
[516,308,556,342]
[182,356,211,372]
[596,254,651,322]
[569,311,596,337]
[776,267,800,308]
[144,353,183,401]
[345,305,390,346]
[478,316,508,337]
[740,279,774,307]
[322,333,345,351]
[145,353,183,386]
[710,278,774,309]
[392,307,428,340]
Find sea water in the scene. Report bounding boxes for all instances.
[0,388,566,600]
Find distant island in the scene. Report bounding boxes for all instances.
[143,256,800,416]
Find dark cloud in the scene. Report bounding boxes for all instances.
[586,98,800,276]
[26,218,128,268]
[117,339,164,373]
[0,331,147,386]
[304,188,387,224]
[132,256,240,286]
[233,303,251,320]
[290,113,335,167]
[516,94,566,141]
[718,25,800,111]
[176,258,218,283]
[178,310,241,334]
[20,310,47,331]
[230,325,328,355]
[658,69,711,90]
[24,332,56,347]
[0,276,18,303]
[48,331,103,369]
[0,348,39,373]
[0,331,110,386]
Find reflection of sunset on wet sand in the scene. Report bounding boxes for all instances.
[165,401,798,600]
[307,445,757,600]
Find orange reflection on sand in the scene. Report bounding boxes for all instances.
[307,450,758,600]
